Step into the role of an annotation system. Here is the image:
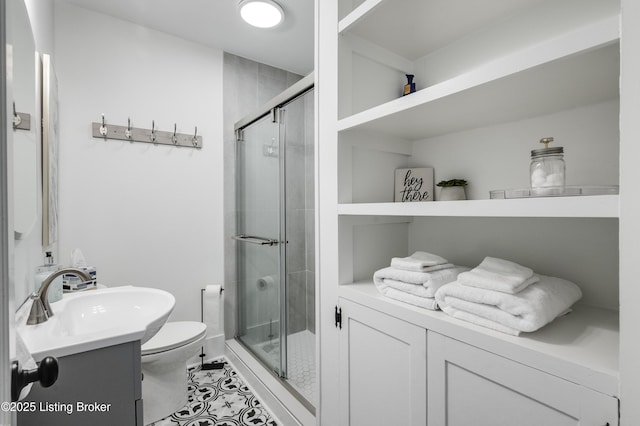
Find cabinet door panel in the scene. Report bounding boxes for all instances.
[339,299,427,426]
[428,331,618,426]
[446,362,576,426]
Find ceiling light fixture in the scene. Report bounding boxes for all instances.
[238,0,284,28]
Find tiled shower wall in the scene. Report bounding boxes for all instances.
[222,53,305,338]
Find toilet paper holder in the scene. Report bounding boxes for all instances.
[198,285,224,370]
[201,286,224,296]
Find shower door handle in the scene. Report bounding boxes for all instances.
[232,234,280,246]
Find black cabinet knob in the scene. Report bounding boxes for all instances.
[11,356,59,402]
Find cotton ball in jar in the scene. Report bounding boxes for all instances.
[545,173,564,187]
[531,168,547,187]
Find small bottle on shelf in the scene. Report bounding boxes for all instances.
[403,74,416,96]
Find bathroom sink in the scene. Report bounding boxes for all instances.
[16,286,175,360]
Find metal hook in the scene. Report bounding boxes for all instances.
[150,120,156,142]
[192,126,198,147]
[125,117,132,139]
[172,123,178,145]
[99,113,107,136]
[12,102,21,129]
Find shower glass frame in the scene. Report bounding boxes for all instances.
[234,81,315,409]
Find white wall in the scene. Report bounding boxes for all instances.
[54,2,224,322]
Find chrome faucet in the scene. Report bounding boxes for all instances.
[26,268,93,325]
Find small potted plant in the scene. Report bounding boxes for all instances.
[437,179,468,201]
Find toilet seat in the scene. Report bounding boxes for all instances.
[141,321,207,356]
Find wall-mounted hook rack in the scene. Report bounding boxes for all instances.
[91,115,203,149]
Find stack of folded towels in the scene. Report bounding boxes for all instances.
[373,251,469,310]
[434,256,582,335]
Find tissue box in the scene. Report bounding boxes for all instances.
[63,267,97,292]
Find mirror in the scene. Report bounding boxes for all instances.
[42,53,59,247]
[8,0,38,240]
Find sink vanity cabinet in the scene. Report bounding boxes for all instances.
[14,286,174,425]
[317,0,630,424]
[18,341,143,426]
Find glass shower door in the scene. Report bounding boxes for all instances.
[235,114,283,374]
[234,83,315,408]
[281,90,317,406]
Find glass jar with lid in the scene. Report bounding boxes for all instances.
[530,137,565,188]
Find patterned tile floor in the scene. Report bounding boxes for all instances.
[148,358,278,426]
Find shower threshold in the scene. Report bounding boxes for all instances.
[226,339,316,426]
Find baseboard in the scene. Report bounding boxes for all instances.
[187,333,225,366]
[205,333,225,359]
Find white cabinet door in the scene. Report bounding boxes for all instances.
[428,331,618,426]
[338,298,427,426]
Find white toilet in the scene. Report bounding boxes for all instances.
[141,321,208,424]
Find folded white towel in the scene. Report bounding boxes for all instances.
[390,251,449,271]
[374,266,469,296]
[458,256,538,294]
[376,286,439,310]
[435,275,582,335]
[374,266,436,285]
[421,266,471,297]
[376,277,433,298]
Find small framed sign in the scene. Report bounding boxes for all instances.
[395,168,434,202]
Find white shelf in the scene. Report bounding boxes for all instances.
[339,281,619,397]
[338,195,619,218]
[338,0,385,34]
[338,18,619,140]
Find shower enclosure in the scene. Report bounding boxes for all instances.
[234,75,315,407]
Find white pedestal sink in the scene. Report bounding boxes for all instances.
[16,286,175,360]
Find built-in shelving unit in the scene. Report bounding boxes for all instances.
[319,0,625,422]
